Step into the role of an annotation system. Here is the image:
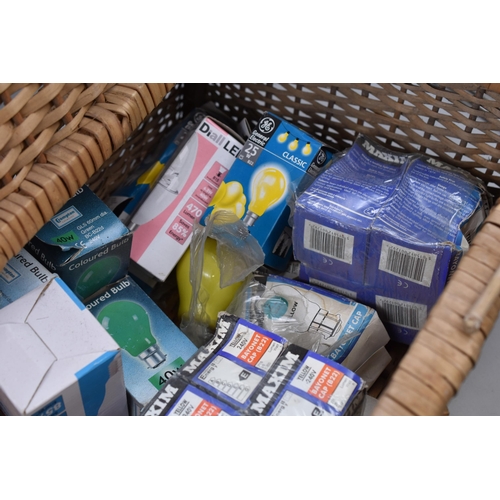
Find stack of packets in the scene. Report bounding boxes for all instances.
[227,274,391,388]
[144,313,367,416]
[293,134,491,344]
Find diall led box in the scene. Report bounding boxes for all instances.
[202,112,336,272]
[0,248,56,309]
[0,278,128,416]
[25,185,132,301]
[129,116,244,282]
[84,275,198,415]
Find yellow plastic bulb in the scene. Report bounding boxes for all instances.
[176,237,243,329]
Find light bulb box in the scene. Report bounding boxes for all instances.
[201,112,337,272]
[0,277,128,416]
[25,184,133,301]
[293,135,489,336]
[0,248,56,309]
[129,116,244,282]
[84,275,198,415]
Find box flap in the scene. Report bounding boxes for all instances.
[26,278,120,358]
[0,322,56,415]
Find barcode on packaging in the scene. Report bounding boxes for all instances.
[304,220,353,265]
[379,241,436,287]
[375,296,427,330]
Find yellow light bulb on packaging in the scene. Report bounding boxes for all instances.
[277,131,289,143]
[242,165,287,226]
[288,138,299,151]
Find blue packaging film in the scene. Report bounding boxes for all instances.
[178,315,288,411]
[201,112,337,271]
[245,344,365,416]
[144,377,240,416]
[143,313,367,416]
[293,134,491,343]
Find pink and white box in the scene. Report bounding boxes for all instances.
[129,117,243,281]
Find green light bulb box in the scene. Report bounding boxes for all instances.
[0,277,128,416]
[0,248,56,309]
[25,184,133,301]
[84,275,198,415]
[201,112,337,272]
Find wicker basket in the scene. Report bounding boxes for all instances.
[2,83,500,416]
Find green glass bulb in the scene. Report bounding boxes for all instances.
[97,300,166,368]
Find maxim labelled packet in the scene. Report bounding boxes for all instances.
[143,313,366,416]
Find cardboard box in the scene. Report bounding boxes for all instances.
[0,248,55,309]
[0,278,128,416]
[84,275,198,415]
[129,116,244,282]
[293,135,490,342]
[202,112,336,271]
[25,184,132,301]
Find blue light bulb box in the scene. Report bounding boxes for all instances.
[25,184,133,301]
[0,277,128,416]
[202,112,336,272]
[84,275,198,415]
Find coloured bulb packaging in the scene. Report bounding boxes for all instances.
[25,184,132,301]
[201,112,337,272]
[85,275,198,415]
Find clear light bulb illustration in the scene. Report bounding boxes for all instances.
[302,142,312,155]
[242,166,287,226]
[257,284,343,345]
[277,131,289,143]
[288,138,299,151]
[97,300,166,368]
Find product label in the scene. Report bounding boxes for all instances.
[148,357,186,390]
[378,240,437,287]
[222,322,283,371]
[196,355,263,404]
[291,354,357,413]
[51,206,83,229]
[375,295,427,330]
[270,390,333,416]
[303,220,354,265]
[168,387,234,416]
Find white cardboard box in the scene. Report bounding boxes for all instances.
[0,278,128,416]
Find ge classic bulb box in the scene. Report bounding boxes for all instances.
[25,184,132,301]
[293,135,490,342]
[84,275,198,415]
[0,248,55,309]
[129,116,244,282]
[202,112,336,272]
[0,278,128,416]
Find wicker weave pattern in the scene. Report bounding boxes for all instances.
[204,83,500,197]
[0,83,174,270]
